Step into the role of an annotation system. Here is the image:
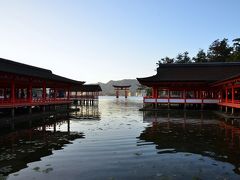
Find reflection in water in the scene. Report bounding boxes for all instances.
[71,105,100,120]
[140,111,240,174]
[2,97,240,179]
[0,113,84,177]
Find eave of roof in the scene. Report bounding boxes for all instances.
[0,57,85,85]
[137,62,240,86]
[0,57,52,78]
[72,84,102,92]
[113,85,131,88]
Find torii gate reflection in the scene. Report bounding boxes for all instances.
[113,85,131,98]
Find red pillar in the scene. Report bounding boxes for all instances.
[116,89,119,98]
[232,85,234,104]
[53,88,56,101]
[28,80,32,103]
[67,87,70,100]
[183,89,186,109]
[42,80,46,101]
[152,86,158,98]
[11,78,15,103]
[220,90,223,102]
[4,88,7,99]
[183,89,186,100]
[125,89,128,98]
[168,89,170,108]
[225,88,228,103]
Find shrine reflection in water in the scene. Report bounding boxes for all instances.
[71,104,100,120]
[1,97,240,179]
[140,110,240,176]
[0,112,85,177]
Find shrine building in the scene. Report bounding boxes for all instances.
[0,58,85,117]
[137,62,240,113]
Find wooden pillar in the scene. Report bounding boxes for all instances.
[4,88,7,99]
[42,81,46,113]
[11,108,15,118]
[153,87,158,108]
[29,106,32,114]
[201,90,204,110]
[67,119,70,134]
[125,89,128,98]
[54,122,56,133]
[42,106,46,112]
[183,89,186,109]
[116,89,119,98]
[54,88,57,100]
[42,80,46,101]
[232,85,234,114]
[152,87,155,98]
[11,78,15,103]
[67,87,70,100]
[168,89,170,109]
[225,88,228,103]
[220,90,223,103]
[28,79,32,103]
[183,112,186,129]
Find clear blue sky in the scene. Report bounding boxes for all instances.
[0,0,239,83]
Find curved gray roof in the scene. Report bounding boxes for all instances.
[0,57,52,78]
[137,62,240,85]
[72,84,102,92]
[0,57,85,85]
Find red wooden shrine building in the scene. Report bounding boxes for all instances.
[70,84,102,105]
[137,62,240,113]
[0,58,85,115]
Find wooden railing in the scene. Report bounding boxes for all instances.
[220,100,240,104]
[143,97,220,104]
[0,97,72,108]
[70,95,99,99]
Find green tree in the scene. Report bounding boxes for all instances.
[231,38,240,61]
[160,57,175,64]
[207,38,233,62]
[175,51,191,64]
[192,49,208,63]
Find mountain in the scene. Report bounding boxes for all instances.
[98,79,140,96]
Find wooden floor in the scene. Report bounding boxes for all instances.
[218,102,240,109]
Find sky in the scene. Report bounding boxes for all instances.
[0,0,239,83]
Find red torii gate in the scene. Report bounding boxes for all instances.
[113,85,131,98]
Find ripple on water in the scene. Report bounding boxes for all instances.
[3,97,240,180]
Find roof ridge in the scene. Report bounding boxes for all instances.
[0,57,52,74]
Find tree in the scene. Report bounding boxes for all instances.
[231,38,240,61]
[156,57,175,68]
[160,57,175,64]
[192,49,208,63]
[233,38,240,51]
[207,38,233,62]
[175,51,191,64]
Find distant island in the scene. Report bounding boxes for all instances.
[98,79,143,96]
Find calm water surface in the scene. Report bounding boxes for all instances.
[1,96,240,179]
